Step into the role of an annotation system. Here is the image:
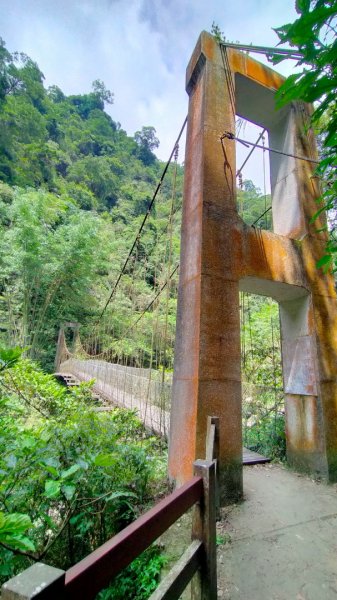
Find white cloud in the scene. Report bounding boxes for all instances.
[0,0,300,176]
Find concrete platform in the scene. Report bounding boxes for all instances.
[217,464,337,599]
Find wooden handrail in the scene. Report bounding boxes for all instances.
[64,476,203,599]
[2,425,219,600]
[149,540,203,600]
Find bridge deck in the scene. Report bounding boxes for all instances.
[242,447,271,465]
[56,367,271,464]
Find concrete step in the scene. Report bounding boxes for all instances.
[54,372,109,408]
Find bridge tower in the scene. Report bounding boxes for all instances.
[55,322,80,371]
[169,31,337,503]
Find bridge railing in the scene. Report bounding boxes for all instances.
[1,419,219,600]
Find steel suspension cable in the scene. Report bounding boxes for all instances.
[220,45,236,120]
[236,128,267,180]
[222,131,320,164]
[220,42,302,60]
[159,145,179,433]
[262,133,268,229]
[124,264,180,335]
[98,116,187,321]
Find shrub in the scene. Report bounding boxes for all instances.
[0,348,167,593]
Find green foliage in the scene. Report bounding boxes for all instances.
[216,533,231,546]
[237,180,272,229]
[0,37,184,371]
[67,155,120,207]
[241,295,286,461]
[0,347,22,372]
[98,545,165,600]
[134,126,160,165]
[0,352,166,584]
[274,1,337,268]
[92,79,114,107]
[244,413,286,461]
[0,187,115,368]
[0,513,35,554]
[211,22,225,43]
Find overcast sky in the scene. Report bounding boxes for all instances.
[0,0,300,187]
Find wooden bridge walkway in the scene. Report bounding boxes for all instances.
[55,370,270,465]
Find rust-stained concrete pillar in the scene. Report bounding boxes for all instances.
[169,32,242,503]
[169,31,337,502]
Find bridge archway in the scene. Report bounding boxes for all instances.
[240,277,327,475]
[169,31,337,503]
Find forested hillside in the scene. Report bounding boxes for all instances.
[0,38,175,591]
[0,37,273,375]
[0,37,185,370]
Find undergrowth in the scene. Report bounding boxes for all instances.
[97,545,166,600]
[0,348,168,596]
[244,413,286,461]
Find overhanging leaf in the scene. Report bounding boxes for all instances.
[316,254,332,269]
[93,453,118,467]
[44,480,61,498]
[0,512,32,535]
[61,464,80,480]
[62,484,76,500]
[1,534,36,553]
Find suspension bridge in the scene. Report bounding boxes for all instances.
[53,103,279,461]
[52,32,337,503]
[4,29,337,600]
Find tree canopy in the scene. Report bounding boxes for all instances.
[0,37,184,370]
[274,0,337,268]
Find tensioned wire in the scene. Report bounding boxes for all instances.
[98,116,187,322]
[71,116,185,360]
[69,141,181,435]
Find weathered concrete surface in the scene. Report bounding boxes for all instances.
[217,464,337,599]
[169,30,337,501]
[1,562,65,599]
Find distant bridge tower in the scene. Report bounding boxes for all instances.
[55,322,80,371]
[169,31,337,503]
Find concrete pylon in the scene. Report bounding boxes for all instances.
[169,31,337,503]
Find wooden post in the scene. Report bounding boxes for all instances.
[191,459,217,599]
[205,416,220,520]
[205,417,219,463]
[1,563,65,599]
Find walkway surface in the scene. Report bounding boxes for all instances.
[217,464,337,600]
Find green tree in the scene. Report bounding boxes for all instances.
[67,155,120,207]
[274,0,337,268]
[0,188,114,368]
[0,38,45,108]
[92,79,114,106]
[134,126,160,165]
